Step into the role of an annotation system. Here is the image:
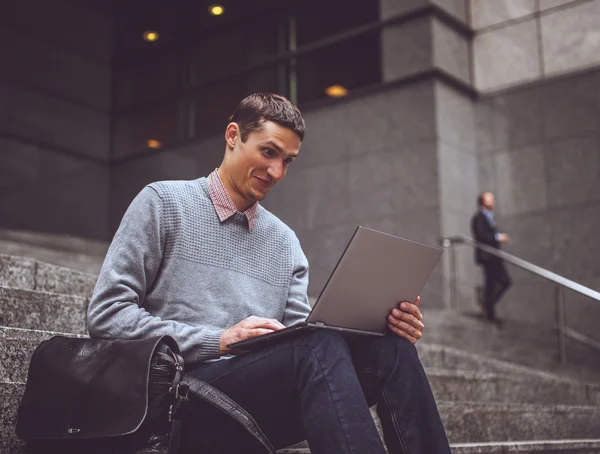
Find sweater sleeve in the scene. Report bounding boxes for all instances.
[281,235,312,326]
[87,186,222,363]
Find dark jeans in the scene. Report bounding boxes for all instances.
[183,330,451,454]
[482,260,512,320]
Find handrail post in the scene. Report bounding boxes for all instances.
[555,286,567,364]
[449,244,458,311]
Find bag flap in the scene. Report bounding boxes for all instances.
[15,335,178,440]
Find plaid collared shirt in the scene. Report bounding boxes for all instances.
[207,169,259,231]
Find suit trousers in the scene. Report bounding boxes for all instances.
[481,259,512,320]
[183,330,451,454]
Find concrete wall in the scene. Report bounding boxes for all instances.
[472,0,600,92]
[0,0,113,239]
[475,68,600,340]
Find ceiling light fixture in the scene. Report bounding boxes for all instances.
[209,4,225,16]
[325,84,348,98]
[143,31,159,42]
[147,139,162,149]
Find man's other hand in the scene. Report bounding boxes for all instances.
[498,233,510,243]
[219,315,285,354]
[387,296,424,344]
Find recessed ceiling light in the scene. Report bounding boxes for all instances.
[325,85,348,98]
[143,31,159,42]
[147,139,162,149]
[209,4,225,16]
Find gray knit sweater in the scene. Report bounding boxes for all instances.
[87,178,311,363]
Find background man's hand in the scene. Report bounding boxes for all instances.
[387,296,424,344]
[498,233,510,244]
[219,315,285,354]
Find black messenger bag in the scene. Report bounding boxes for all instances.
[15,335,276,454]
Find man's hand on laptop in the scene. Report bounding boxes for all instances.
[387,296,424,344]
[219,316,285,355]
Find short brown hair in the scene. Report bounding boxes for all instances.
[230,93,305,142]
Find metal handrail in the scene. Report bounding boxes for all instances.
[441,235,600,364]
[442,235,600,302]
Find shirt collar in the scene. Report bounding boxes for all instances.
[207,169,259,231]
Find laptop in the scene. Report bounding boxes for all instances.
[228,226,443,350]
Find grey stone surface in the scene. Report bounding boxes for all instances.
[494,145,547,216]
[470,0,537,30]
[0,257,35,292]
[0,229,107,276]
[379,0,467,23]
[438,142,479,213]
[432,18,471,84]
[0,82,110,161]
[0,254,97,297]
[541,0,600,76]
[549,205,600,280]
[0,26,111,112]
[473,19,541,92]
[381,17,432,82]
[389,142,440,212]
[475,86,544,155]
[439,401,600,443]
[35,262,96,298]
[428,369,600,406]
[544,135,600,208]
[419,310,600,382]
[539,0,580,10]
[0,382,25,454]
[499,212,555,270]
[0,287,88,335]
[347,152,395,223]
[541,72,599,141]
[436,81,476,153]
[451,439,600,453]
[0,158,110,241]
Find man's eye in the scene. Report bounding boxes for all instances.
[262,148,275,156]
[284,158,293,166]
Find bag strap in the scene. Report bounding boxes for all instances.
[182,374,276,454]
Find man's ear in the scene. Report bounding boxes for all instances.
[225,123,240,149]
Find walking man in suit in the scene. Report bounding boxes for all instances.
[471,192,512,326]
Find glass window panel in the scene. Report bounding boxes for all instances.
[114,100,183,159]
[296,31,381,104]
[294,0,379,46]
[190,64,287,141]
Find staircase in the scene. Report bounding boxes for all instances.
[1,253,600,453]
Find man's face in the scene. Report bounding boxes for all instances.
[482,192,495,210]
[225,120,301,206]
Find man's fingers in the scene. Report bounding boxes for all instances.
[388,315,423,339]
[390,310,424,331]
[388,323,417,344]
[397,301,423,321]
[414,296,421,307]
[243,317,285,330]
[246,328,277,338]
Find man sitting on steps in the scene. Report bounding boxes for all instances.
[87,93,452,454]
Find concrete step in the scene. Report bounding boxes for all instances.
[0,326,87,383]
[428,369,600,407]
[1,382,25,454]
[0,254,96,298]
[421,310,600,383]
[0,287,87,335]
[0,227,107,276]
[417,343,582,380]
[279,439,600,453]
[439,401,600,443]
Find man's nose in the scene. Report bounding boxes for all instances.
[267,162,284,181]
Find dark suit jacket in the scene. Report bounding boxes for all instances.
[470,211,501,264]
